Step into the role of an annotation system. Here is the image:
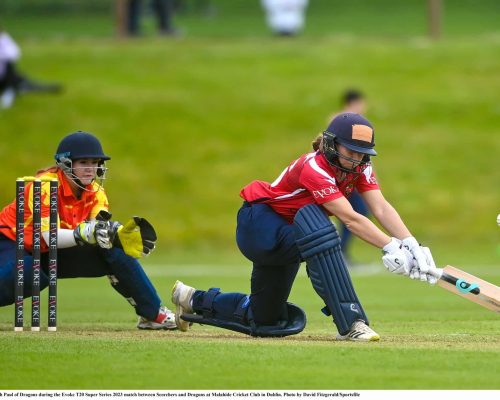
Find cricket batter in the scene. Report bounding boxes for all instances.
[0,131,176,330]
[172,113,441,341]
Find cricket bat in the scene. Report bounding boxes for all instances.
[437,265,500,313]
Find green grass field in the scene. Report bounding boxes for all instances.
[0,0,499,390]
[0,263,499,389]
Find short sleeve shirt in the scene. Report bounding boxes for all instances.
[240,152,379,223]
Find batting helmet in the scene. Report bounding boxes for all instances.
[321,113,376,173]
[55,131,110,182]
[55,131,110,162]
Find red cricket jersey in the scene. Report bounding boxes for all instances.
[240,151,379,223]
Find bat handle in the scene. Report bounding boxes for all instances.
[440,269,482,295]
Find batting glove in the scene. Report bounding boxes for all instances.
[382,237,415,276]
[401,236,432,274]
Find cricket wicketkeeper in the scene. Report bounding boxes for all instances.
[0,131,176,330]
[172,113,441,341]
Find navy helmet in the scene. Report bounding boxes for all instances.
[55,131,110,183]
[324,113,376,156]
[322,113,376,173]
[55,131,110,162]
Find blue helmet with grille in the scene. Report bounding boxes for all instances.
[55,131,110,185]
[322,113,376,173]
[55,131,110,162]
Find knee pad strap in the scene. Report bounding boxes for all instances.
[233,295,250,322]
[202,288,220,318]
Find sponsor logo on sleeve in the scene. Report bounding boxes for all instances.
[312,186,339,199]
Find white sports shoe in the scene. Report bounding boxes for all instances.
[336,320,380,342]
[137,306,177,330]
[171,280,196,332]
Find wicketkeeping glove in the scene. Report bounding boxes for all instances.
[110,216,157,258]
[73,213,113,249]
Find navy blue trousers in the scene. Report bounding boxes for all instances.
[0,235,162,320]
[192,203,301,325]
[127,0,174,35]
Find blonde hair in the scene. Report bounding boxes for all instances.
[36,166,58,176]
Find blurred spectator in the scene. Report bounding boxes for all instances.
[0,30,18,109]
[340,89,366,115]
[0,30,62,109]
[335,89,370,265]
[261,0,309,36]
[127,0,179,36]
[174,0,216,17]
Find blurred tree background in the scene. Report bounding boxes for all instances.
[0,0,499,266]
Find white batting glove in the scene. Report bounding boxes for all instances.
[426,273,439,285]
[420,246,441,278]
[409,268,439,285]
[401,236,432,274]
[407,246,440,285]
[382,237,401,253]
[382,238,415,276]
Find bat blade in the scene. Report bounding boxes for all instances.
[438,265,500,313]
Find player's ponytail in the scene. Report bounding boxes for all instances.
[36,166,58,175]
[311,133,322,151]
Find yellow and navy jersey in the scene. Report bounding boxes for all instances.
[0,167,109,252]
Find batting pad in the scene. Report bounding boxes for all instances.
[294,204,368,335]
[181,302,306,338]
